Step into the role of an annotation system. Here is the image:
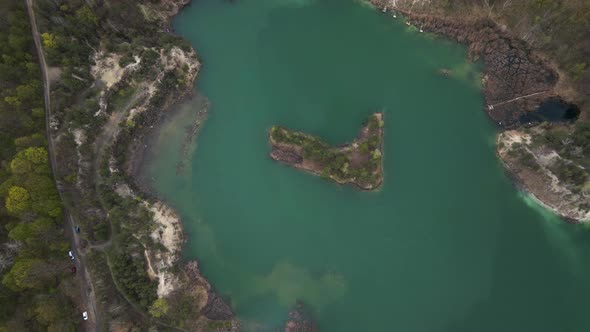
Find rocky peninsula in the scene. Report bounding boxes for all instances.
[269,113,384,190]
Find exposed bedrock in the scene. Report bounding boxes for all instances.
[370,0,561,128]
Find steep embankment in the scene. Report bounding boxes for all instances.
[97,2,237,330]
[370,0,560,128]
[32,0,237,330]
[368,0,589,222]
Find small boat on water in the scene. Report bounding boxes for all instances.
[405,21,411,26]
[392,12,397,18]
[382,6,387,13]
[419,26,424,33]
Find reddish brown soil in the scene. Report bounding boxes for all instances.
[350,150,369,168]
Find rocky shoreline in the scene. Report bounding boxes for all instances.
[369,0,564,128]
[122,72,237,324]
[117,0,239,328]
[125,1,586,330]
[368,0,588,222]
[497,129,589,222]
[269,113,384,190]
[284,302,318,332]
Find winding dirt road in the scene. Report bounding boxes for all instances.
[26,0,99,330]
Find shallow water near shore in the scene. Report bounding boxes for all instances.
[142,0,590,330]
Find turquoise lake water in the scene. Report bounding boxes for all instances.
[142,0,590,330]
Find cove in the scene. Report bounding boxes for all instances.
[142,0,590,330]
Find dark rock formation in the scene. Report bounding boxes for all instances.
[438,68,452,76]
[285,302,317,332]
[415,16,557,127]
[202,292,234,320]
[185,260,234,320]
[370,0,560,128]
[270,148,304,164]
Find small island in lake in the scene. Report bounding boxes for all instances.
[269,113,384,190]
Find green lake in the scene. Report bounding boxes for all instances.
[142,0,590,330]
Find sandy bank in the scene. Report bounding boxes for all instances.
[497,130,589,222]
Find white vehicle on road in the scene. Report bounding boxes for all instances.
[68,250,74,260]
[82,311,88,321]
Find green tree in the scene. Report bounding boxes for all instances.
[8,223,33,242]
[14,133,46,148]
[24,175,61,218]
[34,295,70,326]
[4,95,21,108]
[76,6,98,26]
[41,32,56,49]
[7,33,27,52]
[9,156,32,174]
[24,147,48,164]
[10,147,49,175]
[569,62,587,81]
[5,186,30,214]
[1,258,51,290]
[149,298,169,318]
[15,82,40,107]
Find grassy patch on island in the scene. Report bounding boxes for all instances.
[269,113,384,190]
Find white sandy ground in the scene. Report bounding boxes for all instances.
[148,202,183,296]
[115,183,183,297]
[72,129,86,188]
[125,47,199,122]
[73,128,86,146]
[91,53,124,89]
[498,130,590,221]
[91,43,200,298]
[91,53,141,117]
[47,66,62,83]
[89,45,199,150]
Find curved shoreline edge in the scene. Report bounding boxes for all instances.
[130,0,587,330]
[496,130,589,222]
[115,0,238,329]
[269,113,384,191]
[367,0,589,223]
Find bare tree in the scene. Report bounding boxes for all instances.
[0,241,22,273]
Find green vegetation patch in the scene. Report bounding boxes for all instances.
[0,1,78,329]
[270,113,384,189]
[531,122,590,191]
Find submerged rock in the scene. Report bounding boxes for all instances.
[202,293,234,320]
[185,261,235,320]
[438,68,452,76]
[285,302,317,332]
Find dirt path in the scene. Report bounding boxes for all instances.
[103,253,190,332]
[28,3,207,330]
[26,0,99,330]
[93,89,145,167]
[488,90,550,110]
[90,89,148,252]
